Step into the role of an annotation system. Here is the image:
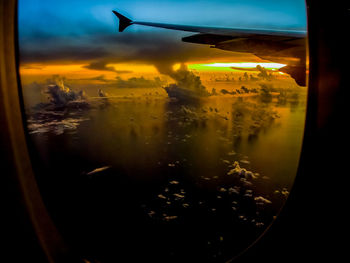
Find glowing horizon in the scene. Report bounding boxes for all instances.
[189,62,287,71]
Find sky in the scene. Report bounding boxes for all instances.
[18,0,307,82]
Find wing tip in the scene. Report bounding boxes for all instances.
[112,10,133,32]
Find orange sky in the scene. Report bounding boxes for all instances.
[20,63,157,82]
[20,52,287,85]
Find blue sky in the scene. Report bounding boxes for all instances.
[19,0,306,37]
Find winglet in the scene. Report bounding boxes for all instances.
[112,11,133,32]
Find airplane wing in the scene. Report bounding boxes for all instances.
[112,11,307,86]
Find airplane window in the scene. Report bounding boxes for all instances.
[18,0,307,262]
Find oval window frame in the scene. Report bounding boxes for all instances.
[1,0,346,262]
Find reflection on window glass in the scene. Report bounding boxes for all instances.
[19,0,307,261]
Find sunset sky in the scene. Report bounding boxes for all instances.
[18,0,306,83]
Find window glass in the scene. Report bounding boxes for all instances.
[19,0,307,261]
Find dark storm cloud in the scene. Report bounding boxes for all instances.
[19,31,244,71]
[20,44,109,63]
[19,31,178,63]
[83,61,116,72]
[82,61,133,74]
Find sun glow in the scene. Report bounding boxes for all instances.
[189,62,286,71]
